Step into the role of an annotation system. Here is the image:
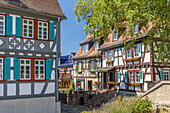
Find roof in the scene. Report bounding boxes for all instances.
[60,55,69,59]
[0,0,66,18]
[58,59,73,68]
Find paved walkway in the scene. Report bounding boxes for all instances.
[61,104,93,113]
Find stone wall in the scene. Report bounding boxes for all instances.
[67,94,90,105]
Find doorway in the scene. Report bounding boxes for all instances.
[88,81,92,91]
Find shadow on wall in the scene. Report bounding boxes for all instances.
[4,0,28,8]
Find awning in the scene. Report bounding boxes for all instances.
[95,67,115,72]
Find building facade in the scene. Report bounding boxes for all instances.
[72,34,104,91]
[98,24,170,94]
[0,0,66,99]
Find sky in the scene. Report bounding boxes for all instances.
[58,0,87,56]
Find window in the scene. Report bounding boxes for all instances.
[38,21,48,40]
[127,49,132,58]
[135,71,140,83]
[134,24,139,33]
[81,45,85,53]
[134,46,139,57]
[113,29,118,41]
[35,60,45,80]
[85,44,89,52]
[23,19,34,38]
[0,15,5,35]
[108,51,112,61]
[0,58,3,80]
[129,71,133,83]
[94,42,99,51]
[78,63,82,72]
[20,59,31,80]
[164,71,170,80]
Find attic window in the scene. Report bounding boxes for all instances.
[6,0,28,8]
[113,29,118,41]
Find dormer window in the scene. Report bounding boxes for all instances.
[134,24,139,34]
[94,42,99,51]
[113,29,118,41]
[81,44,89,53]
[0,15,5,35]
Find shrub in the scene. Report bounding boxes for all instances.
[132,96,152,113]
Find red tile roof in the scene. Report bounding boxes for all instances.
[0,0,66,18]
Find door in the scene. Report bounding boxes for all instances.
[88,81,92,91]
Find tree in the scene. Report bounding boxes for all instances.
[73,0,170,65]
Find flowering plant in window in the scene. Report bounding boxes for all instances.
[77,71,82,74]
[89,70,95,73]
[107,81,120,85]
[124,57,140,62]
[126,83,141,86]
[106,60,113,64]
[94,81,100,84]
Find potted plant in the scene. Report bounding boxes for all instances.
[74,91,78,94]
[106,61,113,64]
[94,81,100,85]
[89,70,95,73]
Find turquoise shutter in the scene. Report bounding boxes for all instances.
[76,63,78,72]
[46,59,51,80]
[49,22,55,41]
[118,72,121,83]
[94,61,97,70]
[160,70,164,81]
[138,44,142,57]
[16,17,22,37]
[88,61,91,70]
[105,52,108,61]
[125,71,128,83]
[4,58,10,80]
[6,15,13,36]
[112,50,115,61]
[123,48,126,59]
[140,71,144,84]
[14,58,20,80]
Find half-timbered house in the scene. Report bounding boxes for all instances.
[0,0,66,100]
[97,24,170,94]
[72,34,104,91]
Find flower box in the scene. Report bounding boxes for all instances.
[106,60,113,64]
[107,81,120,85]
[126,83,141,86]
[124,57,140,62]
[95,81,100,85]
[89,70,95,73]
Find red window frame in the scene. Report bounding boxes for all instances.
[127,70,141,83]
[17,58,46,81]
[0,13,6,37]
[0,57,5,82]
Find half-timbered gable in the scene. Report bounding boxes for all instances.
[72,34,103,91]
[0,0,66,99]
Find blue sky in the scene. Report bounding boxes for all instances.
[58,0,87,56]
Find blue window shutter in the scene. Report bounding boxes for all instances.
[4,58,10,80]
[118,72,121,83]
[125,71,128,83]
[160,70,164,81]
[112,50,115,61]
[49,22,55,41]
[123,48,126,59]
[140,71,144,84]
[46,59,51,80]
[6,15,13,36]
[14,58,20,80]
[138,44,142,57]
[16,17,22,37]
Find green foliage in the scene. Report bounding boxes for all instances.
[74,0,170,65]
[81,96,153,113]
[69,80,75,90]
[132,96,152,113]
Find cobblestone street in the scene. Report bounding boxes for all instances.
[61,104,93,113]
